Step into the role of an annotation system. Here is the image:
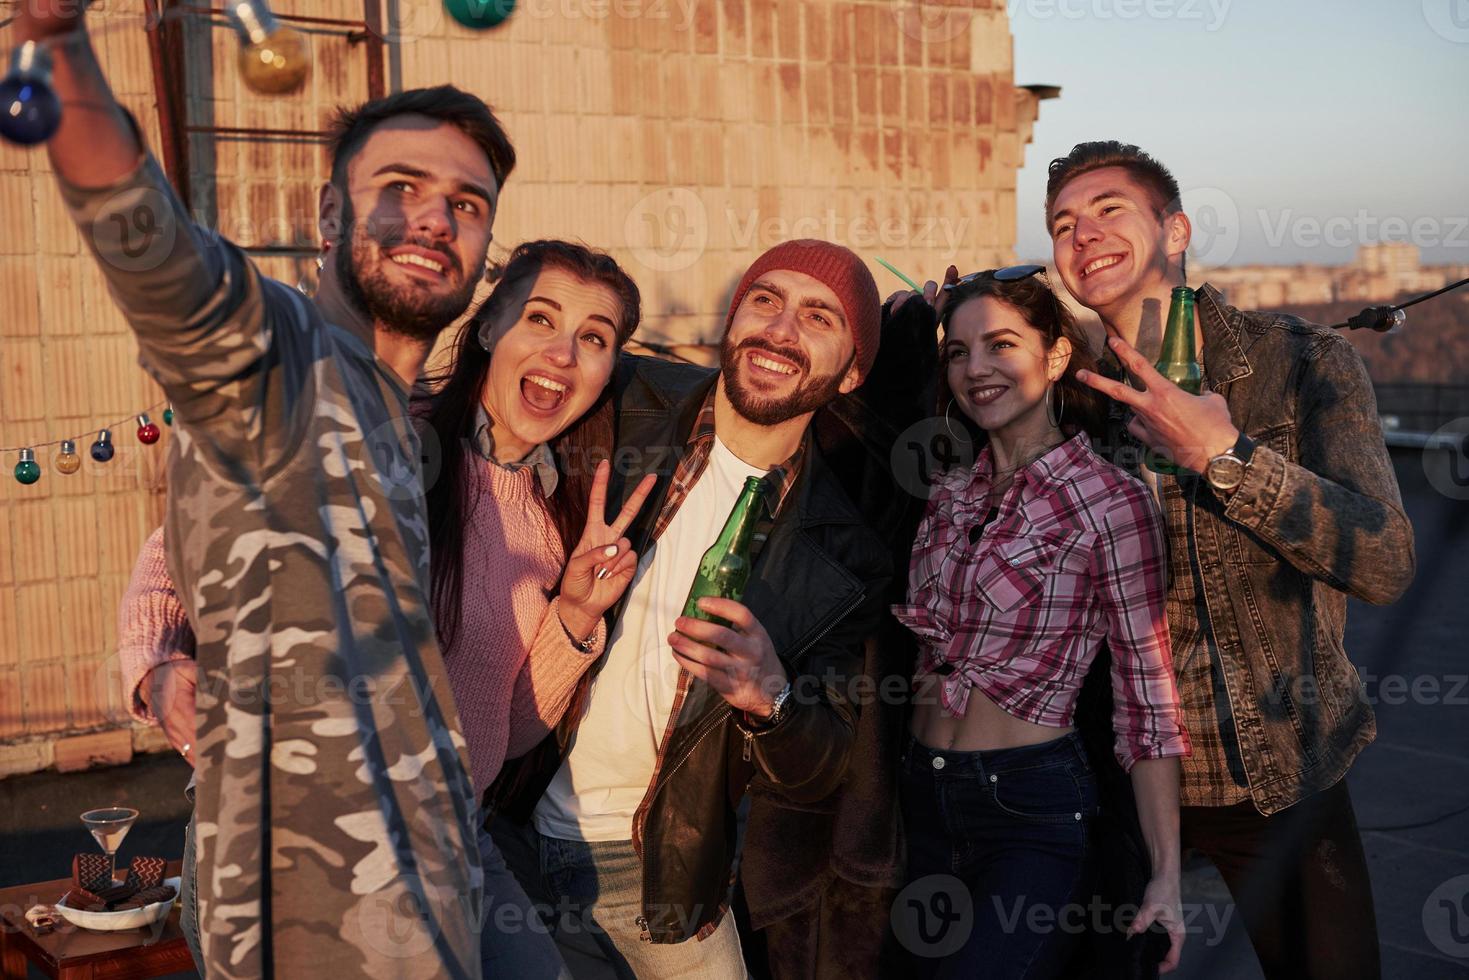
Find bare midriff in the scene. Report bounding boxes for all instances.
[910,670,1072,752]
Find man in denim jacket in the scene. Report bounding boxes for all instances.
[1049,141,1414,979]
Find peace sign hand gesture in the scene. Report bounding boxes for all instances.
[557,460,659,642]
[1076,335,1239,474]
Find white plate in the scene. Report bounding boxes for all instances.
[53,876,180,932]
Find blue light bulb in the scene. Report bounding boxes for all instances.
[0,42,62,146]
[90,429,115,463]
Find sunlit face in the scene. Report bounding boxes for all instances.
[943,295,1070,436]
[720,269,860,426]
[325,115,499,341]
[1048,166,1187,316]
[479,266,622,461]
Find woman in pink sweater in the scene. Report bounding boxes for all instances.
[118,241,656,978]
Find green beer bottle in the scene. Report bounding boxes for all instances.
[681,476,768,628]
[1145,286,1205,475]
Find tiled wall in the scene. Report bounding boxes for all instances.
[0,0,1047,771]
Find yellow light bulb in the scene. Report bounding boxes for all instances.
[55,439,81,475]
[228,2,311,96]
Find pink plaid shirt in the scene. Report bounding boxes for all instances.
[893,432,1190,771]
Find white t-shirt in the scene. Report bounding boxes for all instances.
[535,435,766,842]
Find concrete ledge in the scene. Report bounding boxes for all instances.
[0,741,54,780]
[53,730,134,773]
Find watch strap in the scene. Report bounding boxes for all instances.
[1231,431,1256,465]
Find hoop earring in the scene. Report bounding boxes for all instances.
[1045,383,1065,429]
[944,399,962,441]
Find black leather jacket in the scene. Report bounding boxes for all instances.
[489,354,891,943]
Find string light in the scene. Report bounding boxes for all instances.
[0,40,62,146]
[444,0,518,30]
[90,430,115,463]
[226,1,311,96]
[163,405,175,426]
[55,440,82,475]
[14,448,41,485]
[136,414,161,445]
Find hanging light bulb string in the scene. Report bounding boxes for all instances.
[2,0,311,125]
[0,400,168,455]
[1330,276,1469,332]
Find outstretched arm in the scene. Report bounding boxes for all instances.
[15,8,143,189]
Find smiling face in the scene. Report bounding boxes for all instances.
[1048,165,1189,319]
[944,295,1070,439]
[324,115,500,342]
[719,269,861,426]
[479,266,623,463]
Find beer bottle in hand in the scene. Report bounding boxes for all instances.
[681,476,768,629]
[1145,286,1205,474]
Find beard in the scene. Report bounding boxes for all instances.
[336,197,482,344]
[720,336,853,426]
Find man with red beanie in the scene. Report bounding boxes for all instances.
[489,240,892,977]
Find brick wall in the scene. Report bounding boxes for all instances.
[0,0,1047,774]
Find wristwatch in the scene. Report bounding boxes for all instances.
[762,681,794,727]
[1205,432,1256,492]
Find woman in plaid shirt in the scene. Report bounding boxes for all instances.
[892,269,1191,978]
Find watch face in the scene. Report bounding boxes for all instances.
[1207,454,1246,490]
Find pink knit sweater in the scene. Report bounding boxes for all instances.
[117,456,605,797]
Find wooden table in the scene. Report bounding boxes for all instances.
[0,861,196,979]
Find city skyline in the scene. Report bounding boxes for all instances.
[1010,0,1469,267]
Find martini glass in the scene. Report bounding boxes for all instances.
[80,807,139,885]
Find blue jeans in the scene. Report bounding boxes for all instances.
[180,803,569,979]
[180,807,203,973]
[492,817,746,980]
[897,731,1099,980]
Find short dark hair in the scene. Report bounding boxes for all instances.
[1044,140,1180,228]
[326,85,516,192]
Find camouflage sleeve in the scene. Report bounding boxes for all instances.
[57,152,305,473]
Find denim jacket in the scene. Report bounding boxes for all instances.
[1141,284,1416,814]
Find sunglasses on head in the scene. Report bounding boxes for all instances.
[940,264,1068,344]
[941,264,1049,290]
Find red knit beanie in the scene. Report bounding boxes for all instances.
[723,239,882,383]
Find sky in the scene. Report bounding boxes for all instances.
[1008,0,1469,267]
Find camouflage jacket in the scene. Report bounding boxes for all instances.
[63,156,483,978]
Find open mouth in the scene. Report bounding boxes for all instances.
[520,373,570,414]
[966,385,1008,407]
[745,349,802,380]
[1079,253,1126,279]
[387,248,451,280]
